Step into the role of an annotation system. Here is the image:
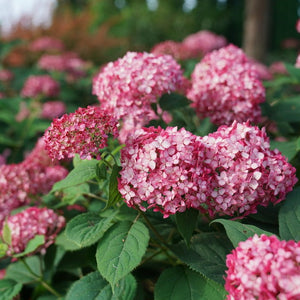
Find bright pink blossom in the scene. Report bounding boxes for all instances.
[118,126,208,218]
[92,51,186,142]
[21,75,60,98]
[44,106,119,160]
[200,121,297,217]
[225,234,300,300]
[41,101,66,120]
[30,36,65,52]
[1,207,65,256]
[182,30,227,58]
[187,44,265,125]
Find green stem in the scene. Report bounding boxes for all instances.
[83,193,107,202]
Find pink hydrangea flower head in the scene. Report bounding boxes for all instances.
[151,40,190,60]
[92,52,186,141]
[0,69,14,82]
[30,36,65,52]
[119,126,209,218]
[200,121,297,217]
[225,234,300,300]
[21,75,60,98]
[187,44,265,125]
[41,101,66,120]
[2,207,65,256]
[44,106,119,160]
[269,61,288,75]
[182,30,227,58]
[38,52,87,80]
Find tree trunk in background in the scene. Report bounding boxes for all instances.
[243,0,270,61]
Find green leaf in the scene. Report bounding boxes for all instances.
[159,93,191,111]
[55,231,81,251]
[0,243,8,258]
[270,139,298,161]
[65,212,117,249]
[0,279,22,300]
[154,266,226,300]
[66,271,137,300]
[6,256,42,284]
[96,163,108,180]
[62,183,90,205]
[2,222,11,245]
[175,209,198,246]
[51,159,98,192]
[268,96,300,122]
[107,165,123,209]
[13,235,45,258]
[285,63,300,81]
[96,221,149,287]
[279,186,300,241]
[211,219,275,248]
[170,232,232,284]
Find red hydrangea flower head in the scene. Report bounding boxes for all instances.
[21,75,60,98]
[182,30,227,58]
[187,44,265,125]
[92,52,186,141]
[225,234,300,300]
[30,36,65,52]
[44,106,119,160]
[2,207,65,256]
[200,121,297,217]
[118,126,209,218]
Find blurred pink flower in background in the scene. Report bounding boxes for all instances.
[40,101,66,120]
[30,36,64,52]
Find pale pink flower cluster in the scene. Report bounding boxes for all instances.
[21,75,60,98]
[44,106,119,160]
[119,122,297,218]
[0,69,14,82]
[201,121,297,217]
[92,51,186,142]
[182,30,227,58]
[187,44,265,125]
[41,101,66,120]
[225,234,300,300]
[151,40,190,61]
[38,53,87,80]
[119,126,207,218]
[2,207,65,256]
[30,36,65,52]
[0,138,68,226]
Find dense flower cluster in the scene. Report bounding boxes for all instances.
[38,53,87,80]
[21,75,60,98]
[41,101,66,120]
[30,36,65,52]
[92,51,186,142]
[182,30,227,58]
[44,106,119,160]
[0,69,14,82]
[200,121,297,217]
[0,138,68,225]
[118,126,207,217]
[187,44,265,125]
[225,234,300,300]
[1,207,65,256]
[119,122,297,218]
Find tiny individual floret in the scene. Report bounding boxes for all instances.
[187,44,265,125]
[182,30,227,58]
[1,207,65,256]
[118,126,208,218]
[225,234,300,300]
[200,121,297,217]
[30,36,65,52]
[21,75,60,98]
[92,51,186,142]
[44,106,119,160]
